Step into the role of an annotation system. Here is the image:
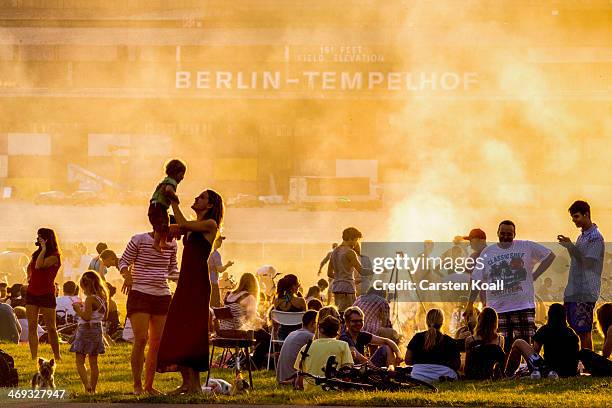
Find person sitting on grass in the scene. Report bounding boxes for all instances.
[305,285,322,303]
[353,287,400,344]
[0,302,21,343]
[307,298,323,311]
[340,306,403,368]
[294,316,353,390]
[455,307,480,341]
[314,305,341,339]
[6,284,25,308]
[105,282,122,340]
[578,303,612,376]
[464,307,505,380]
[277,310,317,384]
[505,303,579,378]
[405,308,461,384]
[56,280,80,323]
[317,305,340,321]
[317,278,329,304]
[14,306,43,343]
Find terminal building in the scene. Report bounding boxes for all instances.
[0,1,610,210]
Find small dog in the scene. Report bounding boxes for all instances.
[31,358,56,389]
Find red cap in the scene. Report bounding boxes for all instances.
[463,228,486,240]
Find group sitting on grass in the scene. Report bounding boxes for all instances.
[274,302,612,387]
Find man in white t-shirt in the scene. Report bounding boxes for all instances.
[466,220,556,351]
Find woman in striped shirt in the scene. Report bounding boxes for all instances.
[119,228,179,395]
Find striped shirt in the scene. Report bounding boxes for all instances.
[118,232,178,296]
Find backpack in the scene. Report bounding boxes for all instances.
[0,349,19,387]
[464,338,505,380]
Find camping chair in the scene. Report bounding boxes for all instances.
[267,310,305,370]
[206,306,256,389]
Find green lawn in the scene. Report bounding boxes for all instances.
[0,341,610,407]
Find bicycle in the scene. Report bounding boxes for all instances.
[296,340,437,392]
[325,357,438,392]
[298,355,375,391]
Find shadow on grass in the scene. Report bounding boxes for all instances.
[440,376,611,394]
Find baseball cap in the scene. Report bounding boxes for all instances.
[463,228,486,240]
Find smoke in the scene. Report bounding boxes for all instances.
[0,3,611,283]
[384,2,612,242]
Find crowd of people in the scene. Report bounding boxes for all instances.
[0,159,611,395]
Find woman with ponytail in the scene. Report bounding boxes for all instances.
[157,189,223,394]
[405,308,460,384]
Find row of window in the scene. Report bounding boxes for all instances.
[3,0,203,9]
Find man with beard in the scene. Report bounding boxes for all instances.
[466,220,556,352]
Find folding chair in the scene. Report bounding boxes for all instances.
[267,310,305,370]
[207,306,256,389]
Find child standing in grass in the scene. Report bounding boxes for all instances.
[70,271,109,394]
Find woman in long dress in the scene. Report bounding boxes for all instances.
[157,189,224,394]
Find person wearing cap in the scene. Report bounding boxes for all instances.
[462,228,488,307]
[464,229,488,273]
[207,235,234,307]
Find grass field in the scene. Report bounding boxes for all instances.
[0,340,610,407]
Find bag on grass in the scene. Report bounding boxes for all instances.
[0,349,19,387]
